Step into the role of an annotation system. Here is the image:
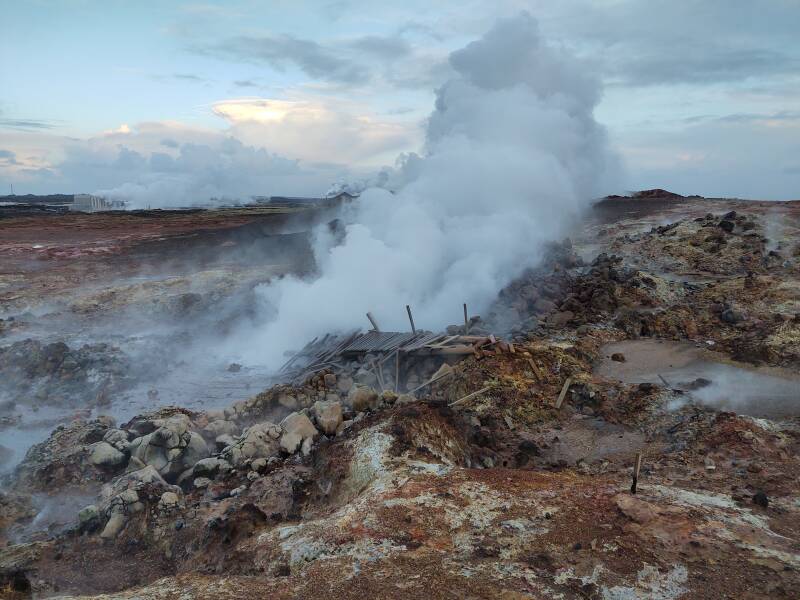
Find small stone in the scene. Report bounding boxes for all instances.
[251,457,268,473]
[546,310,574,328]
[337,376,354,393]
[193,477,211,488]
[280,432,303,454]
[158,491,181,512]
[100,512,127,539]
[89,441,127,468]
[193,457,228,478]
[215,433,236,452]
[752,491,769,508]
[394,394,416,406]
[336,420,353,436]
[278,394,298,409]
[323,373,337,388]
[78,505,100,527]
[610,353,626,363]
[721,308,744,324]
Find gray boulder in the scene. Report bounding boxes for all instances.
[89,441,127,469]
[279,411,318,454]
[348,386,378,412]
[128,414,209,481]
[312,400,343,436]
[221,421,281,468]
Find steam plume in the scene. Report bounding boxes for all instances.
[242,13,618,367]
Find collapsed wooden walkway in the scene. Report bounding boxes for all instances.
[278,329,512,386]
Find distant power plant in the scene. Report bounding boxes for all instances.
[70,194,126,212]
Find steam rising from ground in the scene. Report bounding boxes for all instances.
[240,13,618,368]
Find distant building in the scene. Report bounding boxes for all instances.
[268,191,358,208]
[70,194,125,212]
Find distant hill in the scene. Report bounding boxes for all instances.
[0,194,74,204]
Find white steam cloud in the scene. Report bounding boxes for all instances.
[240,13,619,368]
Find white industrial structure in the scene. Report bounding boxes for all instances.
[71,194,125,212]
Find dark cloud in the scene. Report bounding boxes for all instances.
[613,46,799,86]
[194,30,446,89]
[173,73,207,82]
[0,117,56,131]
[152,73,209,84]
[198,34,369,84]
[348,35,411,59]
[679,110,800,125]
[560,0,800,87]
[160,138,179,148]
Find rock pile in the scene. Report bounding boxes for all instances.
[0,339,130,407]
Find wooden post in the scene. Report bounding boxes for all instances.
[463,303,469,334]
[631,452,643,494]
[406,305,416,334]
[555,376,573,409]
[394,350,400,393]
[366,311,380,332]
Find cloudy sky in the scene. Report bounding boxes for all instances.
[1,0,798,201]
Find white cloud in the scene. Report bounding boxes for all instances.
[211,97,420,165]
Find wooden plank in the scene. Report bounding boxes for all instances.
[527,357,544,382]
[464,303,469,334]
[426,335,460,348]
[555,376,573,409]
[449,385,491,408]
[427,344,477,356]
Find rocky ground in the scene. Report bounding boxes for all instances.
[1,192,799,599]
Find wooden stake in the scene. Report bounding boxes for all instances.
[394,350,400,393]
[555,376,573,409]
[527,357,544,382]
[449,385,491,408]
[631,452,643,494]
[406,305,416,334]
[463,303,469,334]
[366,311,380,332]
[657,374,670,388]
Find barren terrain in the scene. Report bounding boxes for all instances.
[1,191,799,599]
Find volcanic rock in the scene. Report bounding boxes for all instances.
[89,441,127,469]
[221,422,281,468]
[348,386,378,412]
[312,400,343,436]
[280,412,318,454]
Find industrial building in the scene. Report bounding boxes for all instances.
[70,194,126,212]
